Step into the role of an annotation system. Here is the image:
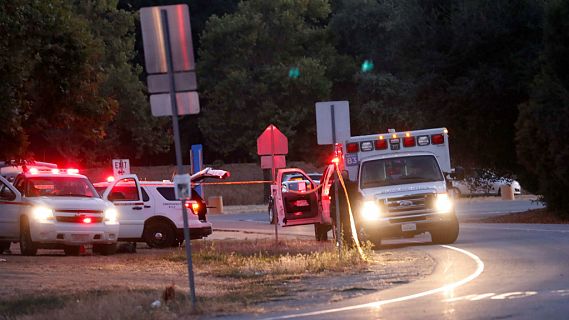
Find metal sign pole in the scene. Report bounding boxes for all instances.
[161,9,196,307]
[331,105,342,257]
[271,126,278,243]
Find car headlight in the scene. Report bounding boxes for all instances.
[435,193,453,214]
[104,208,119,224]
[32,206,55,222]
[361,200,382,221]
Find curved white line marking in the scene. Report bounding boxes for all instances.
[261,245,485,320]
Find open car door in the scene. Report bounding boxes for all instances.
[274,166,335,228]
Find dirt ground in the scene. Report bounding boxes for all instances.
[0,242,434,317]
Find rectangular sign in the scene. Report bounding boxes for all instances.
[150,91,200,116]
[140,5,196,74]
[147,72,197,94]
[315,101,351,145]
[260,155,286,169]
[112,159,130,177]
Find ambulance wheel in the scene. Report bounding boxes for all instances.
[314,223,330,241]
[94,243,117,256]
[64,245,81,256]
[431,214,459,244]
[361,230,382,248]
[0,241,10,253]
[143,221,176,248]
[20,217,38,256]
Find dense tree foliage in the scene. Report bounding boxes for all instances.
[516,0,569,217]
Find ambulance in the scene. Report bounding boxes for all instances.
[340,127,459,245]
[271,127,460,246]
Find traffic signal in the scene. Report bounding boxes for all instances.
[288,67,300,79]
[361,59,374,73]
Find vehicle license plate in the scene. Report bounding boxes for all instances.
[401,223,417,232]
[71,234,89,241]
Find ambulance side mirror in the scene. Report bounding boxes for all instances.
[450,167,465,180]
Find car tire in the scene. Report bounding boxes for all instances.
[19,217,38,256]
[93,243,117,256]
[268,196,276,224]
[0,241,10,253]
[314,223,330,241]
[143,221,176,248]
[64,245,81,256]
[431,214,460,244]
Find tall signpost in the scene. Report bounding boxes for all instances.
[140,4,198,307]
[315,101,351,255]
[257,124,288,242]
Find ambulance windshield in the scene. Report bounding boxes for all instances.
[360,155,444,188]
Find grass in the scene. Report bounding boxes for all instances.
[1,239,372,319]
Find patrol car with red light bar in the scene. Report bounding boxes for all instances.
[93,167,229,248]
[0,167,119,256]
[341,127,459,245]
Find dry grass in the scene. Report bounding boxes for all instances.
[475,208,569,224]
[1,240,372,319]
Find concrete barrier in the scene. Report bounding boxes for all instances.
[500,185,515,200]
[208,196,224,214]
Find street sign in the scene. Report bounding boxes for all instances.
[257,125,288,156]
[140,5,195,74]
[173,174,191,200]
[112,159,130,177]
[150,91,200,116]
[190,144,204,197]
[315,101,351,145]
[260,155,286,169]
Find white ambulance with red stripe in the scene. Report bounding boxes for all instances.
[0,167,119,256]
[340,127,460,245]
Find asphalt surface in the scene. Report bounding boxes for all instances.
[209,198,569,319]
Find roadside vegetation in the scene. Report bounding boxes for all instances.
[0,239,374,319]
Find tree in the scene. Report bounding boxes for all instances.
[516,0,569,217]
[198,0,337,161]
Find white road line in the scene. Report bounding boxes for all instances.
[261,245,485,320]
[463,225,569,233]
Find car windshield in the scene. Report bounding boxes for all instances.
[360,155,444,189]
[25,177,99,198]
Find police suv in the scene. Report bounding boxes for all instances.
[0,167,119,255]
[93,167,228,248]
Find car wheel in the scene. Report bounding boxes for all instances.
[93,243,117,256]
[267,196,276,224]
[19,217,38,256]
[0,241,10,253]
[64,245,81,256]
[143,221,176,248]
[314,223,330,241]
[431,214,459,244]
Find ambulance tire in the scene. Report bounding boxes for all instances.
[431,214,459,244]
[360,229,382,248]
[19,217,38,256]
[94,243,117,256]
[64,245,81,256]
[0,241,10,253]
[314,223,330,241]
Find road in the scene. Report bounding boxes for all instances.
[209,198,569,319]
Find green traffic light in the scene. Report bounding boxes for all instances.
[288,67,300,79]
[361,59,374,73]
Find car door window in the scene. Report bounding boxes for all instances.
[108,178,139,201]
[0,181,16,201]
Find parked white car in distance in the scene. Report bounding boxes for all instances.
[449,169,522,197]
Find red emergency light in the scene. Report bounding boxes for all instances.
[82,217,92,224]
[184,201,199,215]
[374,139,388,150]
[346,143,359,153]
[431,134,445,145]
[403,136,416,147]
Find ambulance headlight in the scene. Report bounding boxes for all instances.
[104,208,119,224]
[32,206,55,222]
[435,193,453,214]
[361,201,381,221]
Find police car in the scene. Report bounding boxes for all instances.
[93,167,229,248]
[0,166,119,256]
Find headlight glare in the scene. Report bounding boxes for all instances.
[435,193,453,213]
[32,206,55,222]
[104,208,119,224]
[361,201,381,221]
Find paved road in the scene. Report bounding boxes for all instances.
[209,199,568,319]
